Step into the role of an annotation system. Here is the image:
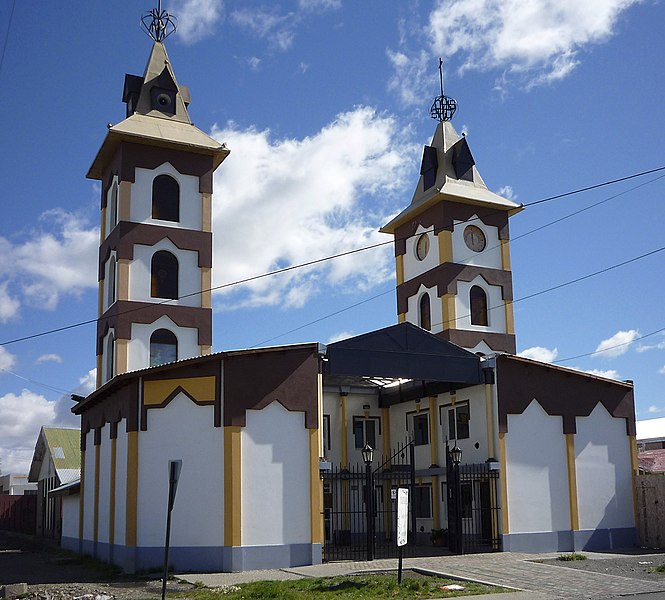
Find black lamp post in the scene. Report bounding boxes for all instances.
[362,443,374,561]
[450,445,463,555]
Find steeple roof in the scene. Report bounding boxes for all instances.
[380,121,522,234]
[87,41,229,180]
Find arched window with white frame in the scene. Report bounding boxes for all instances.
[107,256,116,308]
[152,174,180,222]
[419,292,431,331]
[150,329,178,366]
[151,250,179,300]
[470,285,488,326]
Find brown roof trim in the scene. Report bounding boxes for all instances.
[438,329,516,354]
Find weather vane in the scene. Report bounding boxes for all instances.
[430,58,457,122]
[141,0,177,42]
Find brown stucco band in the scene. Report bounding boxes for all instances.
[99,222,212,278]
[396,263,513,314]
[100,141,215,200]
[97,301,212,352]
[393,200,509,256]
[224,347,320,429]
[438,329,516,354]
[495,354,636,435]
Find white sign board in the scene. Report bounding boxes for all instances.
[397,487,409,547]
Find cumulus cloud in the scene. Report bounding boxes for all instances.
[298,0,341,11]
[659,366,665,375]
[231,8,297,51]
[518,346,558,363]
[0,209,98,313]
[210,106,415,309]
[582,368,621,380]
[594,329,640,358]
[35,354,63,365]
[53,368,97,428]
[637,337,665,353]
[170,0,224,44]
[497,185,516,200]
[327,331,354,344]
[0,389,58,474]
[0,346,17,372]
[648,405,665,414]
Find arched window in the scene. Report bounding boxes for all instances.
[150,329,178,366]
[419,293,431,331]
[152,174,180,222]
[107,256,116,307]
[108,181,118,233]
[470,285,488,326]
[151,251,178,299]
[105,333,115,383]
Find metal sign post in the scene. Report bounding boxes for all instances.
[396,487,409,584]
[162,459,182,600]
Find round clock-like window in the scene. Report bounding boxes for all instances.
[415,233,430,260]
[463,225,486,252]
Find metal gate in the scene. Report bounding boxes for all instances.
[323,441,415,561]
[446,446,502,554]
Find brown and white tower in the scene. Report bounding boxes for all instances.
[381,64,521,355]
[87,12,229,386]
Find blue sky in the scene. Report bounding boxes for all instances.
[1,0,664,473]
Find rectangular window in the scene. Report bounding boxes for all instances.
[413,413,429,446]
[443,402,470,441]
[461,483,473,519]
[414,485,432,518]
[322,414,331,452]
[353,416,380,449]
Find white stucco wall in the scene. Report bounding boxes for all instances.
[403,226,440,282]
[137,395,224,548]
[127,315,200,371]
[129,238,201,307]
[82,430,96,541]
[131,163,202,230]
[575,403,634,530]
[62,494,80,540]
[241,401,310,546]
[451,218,502,269]
[406,284,444,335]
[505,400,570,534]
[114,424,128,545]
[97,428,111,544]
[455,275,506,333]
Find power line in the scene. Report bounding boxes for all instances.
[1,164,663,348]
[0,0,16,80]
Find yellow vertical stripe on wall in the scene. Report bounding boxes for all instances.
[125,431,138,548]
[93,442,100,543]
[429,397,438,466]
[79,449,86,541]
[500,239,512,271]
[100,208,107,245]
[97,284,104,319]
[629,434,639,527]
[382,408,390,459]
[201,268,212,309]
[340,395,348,468]
[116,339,129,377]
[224,426,242,547]
[565,434,580,531]
[395,255,404,286]
[200,344,212,356]
[309,429,323,544]
[438,230,453,264]
[504,301,515,335]
[441,294,455,330]
[398,313,406,323]
[485,384,496,459]
[95,355,102,388]
[201,192,212,232]
[117,260,130,301]
[498,432,509,534]
[109,437,117,547]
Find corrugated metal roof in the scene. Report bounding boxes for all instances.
[42,428,81,471]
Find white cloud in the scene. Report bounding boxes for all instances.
[35,354,63,365]
[247,56,262,70]
[0,282,20,322]
[637,338,665,353]
[659,366,665,375]
[581,368,621,380]
[497,185,516,200]
[327,331,354,344]
[231,8,296,51]
[648,405,665,414]
[298,0,341,11]
[170,0,224,44]
[0,209,98,313]
[594,329,640,358]
[210,107,415,310]
[387,48,430,107]
[518,346,558,363]
[0,389,57,474]
[0,346,17,372]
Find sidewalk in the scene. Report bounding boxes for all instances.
[179,551,665,599]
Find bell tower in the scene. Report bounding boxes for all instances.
[87,6,229,386]
[381,61,522,355]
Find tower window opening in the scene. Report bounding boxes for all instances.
[107,256,116,308]
[150,328,178,366]
[470,285,488,326]
[419,293,431,331]
[105,332,115,383]
[151,251,179,299]
[152,174,180,222]
[108,181,118,233]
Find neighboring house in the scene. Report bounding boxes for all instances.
[0,474,37,495]
[637,417,665,451]
[59,12,638,574]
[638,450,665,474]
[28,427,81,540]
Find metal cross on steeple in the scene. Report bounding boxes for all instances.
[141,0,177,42]
[430,58,457,122]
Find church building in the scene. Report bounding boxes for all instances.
[67,9,638,573]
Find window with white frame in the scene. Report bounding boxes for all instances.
[442,402,470,441]
[353,416,380,449]
[322,414,331,453]
[407,409,430,446]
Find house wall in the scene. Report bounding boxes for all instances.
[82,430,96,546]
[61,495,79,546]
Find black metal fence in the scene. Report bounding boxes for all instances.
[323,441,416,562]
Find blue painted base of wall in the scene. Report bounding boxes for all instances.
[67,540,321,573]
[502,527,637,553]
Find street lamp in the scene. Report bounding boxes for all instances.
[450,445,462,466]
[450,445,463,555]
[362,443,374,561]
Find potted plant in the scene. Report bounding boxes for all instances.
[431,528,448,547]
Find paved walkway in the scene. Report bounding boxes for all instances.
[179,552,665,599]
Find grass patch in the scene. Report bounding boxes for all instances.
[557,553,587,562]
[651,564,665,573]
[179,572,505,599]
